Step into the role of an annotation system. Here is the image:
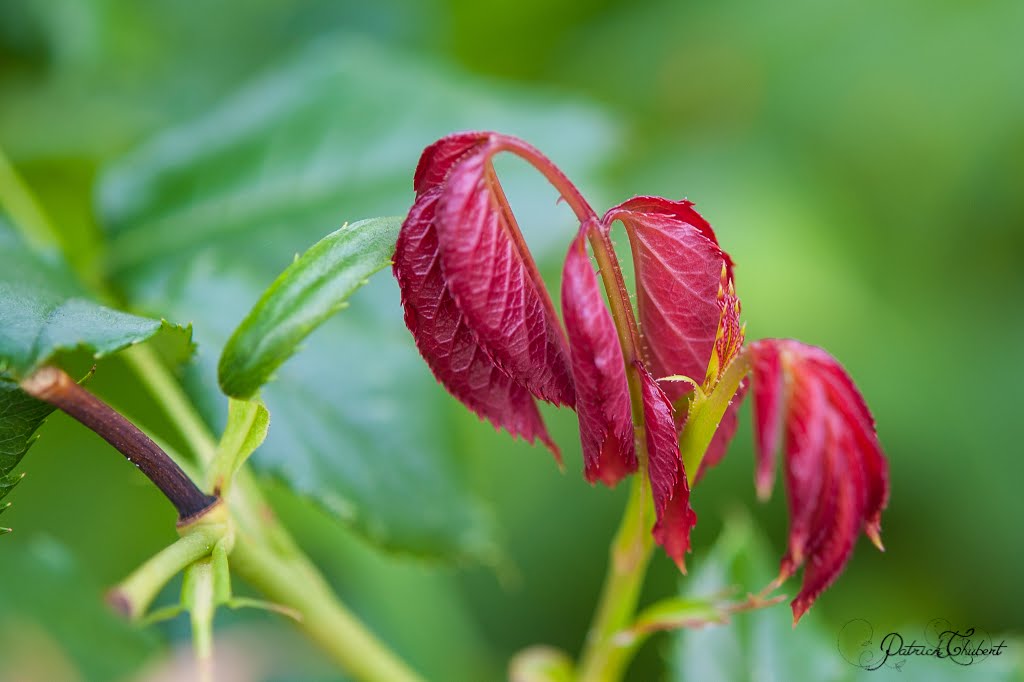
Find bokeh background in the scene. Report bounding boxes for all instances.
[1,1,1022,680]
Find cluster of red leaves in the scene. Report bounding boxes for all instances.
[393,131,889,621]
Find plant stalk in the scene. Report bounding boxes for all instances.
[108,516,227,619]
[20,366,217,520]
[576,476,654,682]
[230,534,425,682]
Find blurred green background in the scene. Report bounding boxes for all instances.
[1,1,1022,680]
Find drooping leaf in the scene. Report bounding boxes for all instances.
[605,197,732,403]
[395,188,557,454]
[98,40,618,560]
[431,133,575,407]
[219,216,402,399]
[747,339,890,622]
[0,218,191,379]
[0,380,55,530]
[637,362,696,571]
[560,230,635,485]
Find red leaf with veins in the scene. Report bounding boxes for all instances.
[751,342,784,498]
[394,187,558,456]
[748,339,889,623]
[605,197,733,403]
[562,231,636,486]
[413,132,489,194]
[791,411,865,624]
[637,363,696,571]
[780,371,828,567]
[434,139,575,406]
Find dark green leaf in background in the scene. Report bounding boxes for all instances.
[219,216,401,399]
[671,515,1024,682]
[98,39,618,562]
[0,536,159,679]
[0,218,191,379]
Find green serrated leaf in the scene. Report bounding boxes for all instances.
[0,218,192,378]
[98,39,617,561]
[218,216,401,399]
[0,380,55,531]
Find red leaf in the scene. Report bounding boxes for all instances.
[562,231,636,486]
[394,187,558,456]
[791,412,865,624]
[606,197,734,403]
[413,132,489,194]
[780,370,828,567]
[750,341,784,499]
[748,339,889,623]
[433,137,575,407]
[637,362,696,571]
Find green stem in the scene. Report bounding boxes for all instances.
[230,534,424,682]
[2,148,423,682]
[183,557,217,682]
[109,517,227,620]
[576,476,655,682]
[0,145,60,250]
[122,346,422,682]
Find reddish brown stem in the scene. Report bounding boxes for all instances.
[20,366,217,522]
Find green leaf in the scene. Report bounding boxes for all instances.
[0,218,191,379]
[98,39,618,561]
[0,380,55,531]
[219,216,401,399]
[0,536,159,679]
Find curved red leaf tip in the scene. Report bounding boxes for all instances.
[748,339,890,624]
[637,362,696,572]
[605,196,734,405]
[394,187,559,459]
[433,135,575,408]
[413,132,490,194]
[562,231,637,486]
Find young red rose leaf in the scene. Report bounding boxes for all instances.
[791,412,866,624]
[413,132,489,194]
[394,187,558,456]
[637,362,696,571]
[805,352,889,547]
[703,267,744,392]
[779,370,828,567]
[750,341,784,499]
[561,230,636,486]
[606,197,733,404]
[690,266,748,481]
[748,339,889,623]
[433,136,575,407]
